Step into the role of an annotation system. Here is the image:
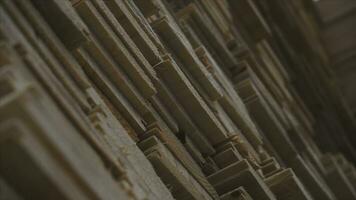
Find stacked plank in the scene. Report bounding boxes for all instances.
[0,0,355,200]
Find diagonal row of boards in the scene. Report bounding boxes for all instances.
[0,0,355,200]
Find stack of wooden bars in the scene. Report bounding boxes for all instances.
[0,0,355,200]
